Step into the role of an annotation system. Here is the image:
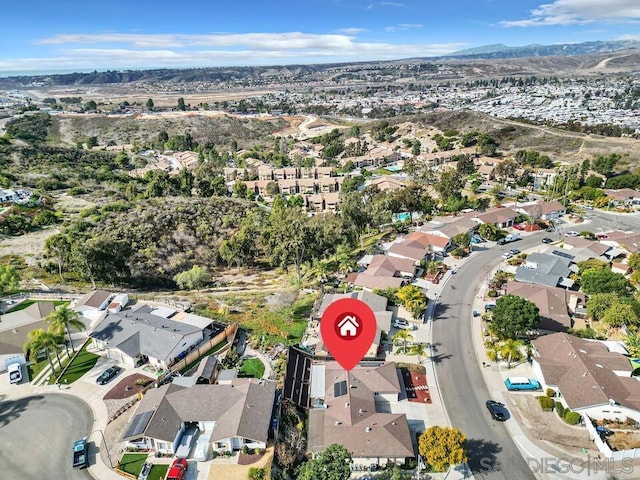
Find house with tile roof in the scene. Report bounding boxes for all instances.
[0,302,58,367]
[307,362,414,467]
[506,281,579,333]
[516,201,566,221]
[532,333,640,423]
[515,253,575,288]
[474,207,519,228]
[349,255,415,291]
[122,378,276,455]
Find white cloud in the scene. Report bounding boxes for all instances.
[367,1,403,9]
[501,0,640,27]
[385,23,424,32]
[0,33,467,72]
[334,27,369,35]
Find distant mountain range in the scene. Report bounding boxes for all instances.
[445,40,640,59]
[2,39,640,87]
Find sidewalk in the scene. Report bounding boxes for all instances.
[470,265,611,480]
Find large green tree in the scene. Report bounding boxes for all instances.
[297,444,352,480]
[435,169,464,202]
[490,294,540,340]
[0,264,19,296]
[581,268,632,296]
[173,265,210,290]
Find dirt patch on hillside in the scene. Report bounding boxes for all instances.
[0,227,57,261]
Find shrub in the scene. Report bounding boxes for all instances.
[546,388,556,398]
[555,403,565,418]
[254,448,263,455]
[564,411,581,425]
[538,396,555,411]
[242,445,250,454]
[487,289,498,298]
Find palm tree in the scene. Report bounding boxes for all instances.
[396,286,427,320]
[499,339,525,369]
[41,331,65,371]
[392,329,414,354]
[410,343,429,362]
[24,329,54,374]
[484,340,500,364]
[46,305,85,354]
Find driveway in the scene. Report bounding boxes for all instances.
[432,233,546,480]
[0,394,92,479]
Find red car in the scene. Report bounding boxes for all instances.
[166,458,188,480]
[513,224,525,231]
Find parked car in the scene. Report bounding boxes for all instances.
[138,462,153,480]
[509,249,520,255]
[501,252,513,260]
[7,361,22,384]
[546,226,555,232]
[486,400,507,421]
[584,205,594,210]
[541,237,552,244]
[513,224,525,231]
[504,377,541,391]
[565,231,579,237]
[166,458,188,480]
[72,438,89,469]
[393,318,414,330]
[496,238,507,245]
[96,366,122,385]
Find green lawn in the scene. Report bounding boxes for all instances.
[52,340,99,384]
[119,454,167,480]
[27,357,49,381]
[118,453,147,477]
[7,299,69,313]
[239,358,266,378]
[148,465,168,480]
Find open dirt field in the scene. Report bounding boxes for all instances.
[0,227,56,261]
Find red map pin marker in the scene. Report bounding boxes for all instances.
[320,298,377,371]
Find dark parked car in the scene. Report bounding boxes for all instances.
[496,238,507,245]
[72,438,89,468]
[541,237,552,244]
[96,366,122,385]
[486,400,507,421]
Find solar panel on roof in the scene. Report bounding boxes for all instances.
[552,250,574,260]
[334,380,347,397]
[122,410,153,440]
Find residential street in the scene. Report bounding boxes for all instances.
[0,394,93,479]
[433,233,544,480]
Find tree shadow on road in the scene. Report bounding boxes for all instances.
[465,438,503,478]
[0,395,45,429]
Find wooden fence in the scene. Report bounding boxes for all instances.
[168,323,238,374]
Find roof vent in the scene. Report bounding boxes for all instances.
[335,421,341,426]
[344,402,350,407]
[365,427,372,432]
[582,372,588,377]
[359,409,365,414]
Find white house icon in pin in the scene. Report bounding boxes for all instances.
[337,315,359,338]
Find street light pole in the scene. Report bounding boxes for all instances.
[93,429,113,469]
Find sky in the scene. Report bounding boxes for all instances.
[1,0,640,75]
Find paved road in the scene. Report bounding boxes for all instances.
[433,232,555,480]
[0,394,93,479]
[585,209,640,233]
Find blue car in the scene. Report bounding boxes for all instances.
[505,377,541,391]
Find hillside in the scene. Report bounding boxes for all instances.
[415,110,640,166]
[48,113,287,148]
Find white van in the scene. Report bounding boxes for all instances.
[8,362,22,384]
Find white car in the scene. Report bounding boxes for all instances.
[393,319,414,330]
[565,231,579,237]
[501,252,513,260]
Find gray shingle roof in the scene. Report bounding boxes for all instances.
[123,379,276,444]
[90,310,203,362]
